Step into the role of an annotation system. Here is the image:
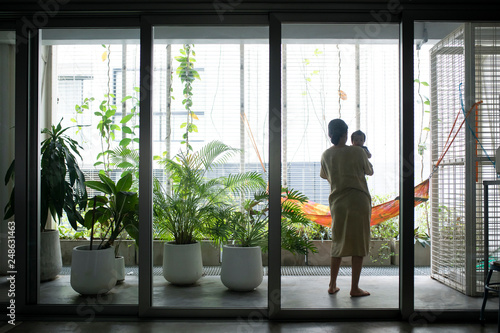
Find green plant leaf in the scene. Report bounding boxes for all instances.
[121,96,132,103]
[121,114,134,123]
[98,173,117,194]
[122,126,134,134]
[116,173,133,192]
[120,138,132,147]
[85,180,112,194]
[117,161,134,169]
[105,109,116,118]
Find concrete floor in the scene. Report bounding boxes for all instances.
[0,270,495,311]
[1,320,498,332]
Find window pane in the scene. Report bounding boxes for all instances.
[152,26,269,308]
[281,23,400,309]
[39,28,140,305]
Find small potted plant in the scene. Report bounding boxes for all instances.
[212,186,316,291]
[4,120,88,281]
[70,173,138,295]
[153,140,265,285]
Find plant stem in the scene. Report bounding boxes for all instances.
[90,196,97,251]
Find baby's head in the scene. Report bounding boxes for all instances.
[351,130,366,147]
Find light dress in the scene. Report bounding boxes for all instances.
[320,145,373,257]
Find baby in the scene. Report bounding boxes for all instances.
[351,130,372,158]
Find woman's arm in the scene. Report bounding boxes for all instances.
[320,154,328,179]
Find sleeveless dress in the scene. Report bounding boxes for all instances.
[320,145,373,257]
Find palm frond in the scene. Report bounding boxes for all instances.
[195,140,240,171]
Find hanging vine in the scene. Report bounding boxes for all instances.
[175,44,201,152]
[415,47,431,238]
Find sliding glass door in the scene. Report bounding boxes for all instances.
[150,24,269,310]
[280,22,400,311]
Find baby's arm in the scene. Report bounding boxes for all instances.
[362,146,372,158]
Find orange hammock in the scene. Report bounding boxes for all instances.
[299,179,429,228]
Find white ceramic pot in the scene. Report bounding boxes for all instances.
[221,245,263,291]
[115,256,125,283]
[70,245,117,295]
[163,242,203,285]
[40,229,62,281]
[0,221,10,275]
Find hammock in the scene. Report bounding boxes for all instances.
[300,179,429,228]
[302,99,483,228]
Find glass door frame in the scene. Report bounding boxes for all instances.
[138,14,270,318]
[407,9,500,323]
[15,16,142,318]
[269,13,403,321]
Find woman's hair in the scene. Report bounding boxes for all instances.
[328,119,348,145]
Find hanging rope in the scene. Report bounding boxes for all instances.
[430,99,483,178]
[241,112,266,173]
[458,83,496,168]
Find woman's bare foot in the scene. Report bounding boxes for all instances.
[328,286,340,294]
[350,288,370,297]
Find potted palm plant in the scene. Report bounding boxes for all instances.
[70,173,138,295]
[4,120,88,281]
[153,140,265,285]
[212,186,317,291]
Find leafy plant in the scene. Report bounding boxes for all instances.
[4,120,88,231]
[414,226,431,248]
[58,225,88,240]
[175,44,201,151]
[74,45,141,177]
[300,222,331,241]
[153,140,266,245]
[211,186,318,255]
[41,120,89,231]
[369,193,399,263]
[84,173,139,249]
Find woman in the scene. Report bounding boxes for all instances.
[320,119,373,297]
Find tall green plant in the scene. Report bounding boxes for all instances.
[41,121,89,231]
[4,120,88,231]
[175,44,201,151]
[153,140,266,244]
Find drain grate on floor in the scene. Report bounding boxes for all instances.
[60,266,430,276]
